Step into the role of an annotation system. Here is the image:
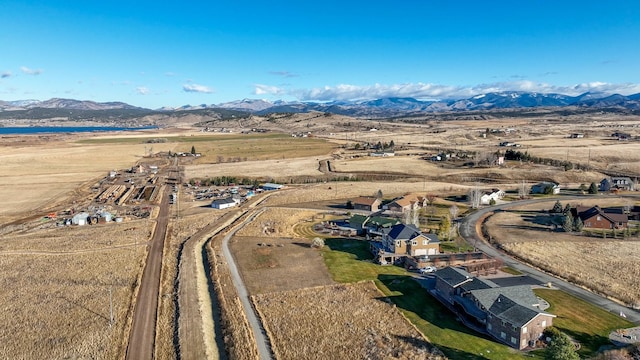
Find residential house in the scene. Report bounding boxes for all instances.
[574,205,628,230]
[211,197,238,210]
[480,189,505,205]
[431,266,555,350]
[347,215,400,236]
[386,197,417,214]
[612,177,635,191]
[351,197,381,212]
[530,182,560,195]
[381,223,440,257]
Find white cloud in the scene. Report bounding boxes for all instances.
[20,66,43,75]
[182,83,213,93]
[136,86,150,95]
[290,81,640,101]
[1,71,11,79]
[254,84,285,95]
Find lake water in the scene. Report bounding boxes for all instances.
[0,126,158,135]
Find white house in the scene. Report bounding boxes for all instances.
[480,189,505,205]
[531,182,560,195]
[211,197,237,210]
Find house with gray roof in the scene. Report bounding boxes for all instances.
[431,266,554,350]
[382,223,440,257]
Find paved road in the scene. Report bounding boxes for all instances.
[126,185,171,360]
[459,197,640,324]
[221,208,273,360]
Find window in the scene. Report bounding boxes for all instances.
[396,240,401,247]
[511,337,517,344]
[541,320,547,327]
[500,332,506,339]
[422,240,428,245]
[411,240,417,246]
[597,216,602,221]
[522,326,527,334]
[487,323,492,330]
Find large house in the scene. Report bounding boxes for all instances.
[351,197,381,212]
[573,205,628,230]
[431,267,555,350]
[600,177,635,192]
[381,223,440,257]
[480,189,505,205]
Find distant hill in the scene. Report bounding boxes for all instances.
[2,92,640,120]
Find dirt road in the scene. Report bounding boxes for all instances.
[177,210,243,360]
[125,186,170,360]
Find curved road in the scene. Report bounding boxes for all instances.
[221,208,273,360]
[459,196,640,324]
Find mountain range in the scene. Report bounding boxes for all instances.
[2,92,640,118]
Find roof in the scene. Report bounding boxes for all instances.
[352,196,379,206]
[348,214,368,229]
[488,294,548,327]
[434,266,473,288]
[387,223,422,241]
[459,277,498,292]
[262,183,283,189]
[390,197,413,208]
[211,197,236,205]
[577,205,628,223]
[367,216,400,227]
[469,285,538,311]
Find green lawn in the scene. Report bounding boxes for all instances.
[322,239,535,360]
[533,289,634,358]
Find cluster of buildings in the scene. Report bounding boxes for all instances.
[209,183,283,209]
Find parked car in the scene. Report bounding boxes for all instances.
[419,266,437,274]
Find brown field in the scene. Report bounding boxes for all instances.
[185,157,324,179]
[485,199,640,306]
[253,281,445,360]
[0,137,176,219]
[0,223,148,359]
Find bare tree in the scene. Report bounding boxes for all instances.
[449,205,459,220]
[518,180,530,199]
[468,186,483,209]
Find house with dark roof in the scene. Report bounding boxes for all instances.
[381,223,440,257]
[351,196,381,212]
[431,266,555,350]
[530,182,560,195]
[574,205,628,230]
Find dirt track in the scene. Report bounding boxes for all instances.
[125,186,170,360]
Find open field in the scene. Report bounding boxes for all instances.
[533,289,635,358]
[0,136,176,219]
[186,157,324,179]
[0,223,148,359]
[485,199,640,306]
[253,281,446,360]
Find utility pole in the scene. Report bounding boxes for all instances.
[109,287,114,328]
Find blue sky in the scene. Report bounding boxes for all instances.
[1,1,639,108]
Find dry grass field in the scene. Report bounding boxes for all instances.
[185,157,324,179]
[485,199,640,307]
[253,281,446,360]
[0,223,148,359]
[0,136,176,220]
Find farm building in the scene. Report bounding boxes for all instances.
[431,266,555,350]
[262,183,284,191]
[211,197,238,210]
[72,212,90,226]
